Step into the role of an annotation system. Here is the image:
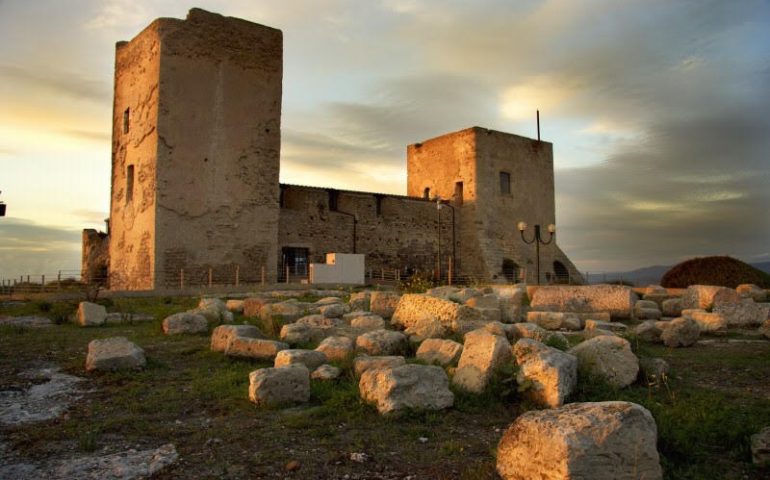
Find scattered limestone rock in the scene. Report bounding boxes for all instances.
[639,357,670,381]
[348,291,371,311]
[369,291,401,319]
[225,338,287,360]
[466,294,500,310]
[162,312,208,335]
[661,297,683,317]
[488,285,527,322]
[530,285,638,320]
[316,336,354,362]
[0,367,84,425]
[315,296,344,306]
[513,339,577,408]
[452,330,511,393]
[526,311,581,331]
[274,349,327,370]
[634,300,662,320]
[280,323,320,345]
[569,336,639,388]
[356,329,408,356]
[194,297,231,323]
[311,364,341,381]
[426,286,459,300]
[714,299,770,327]
[211,324,263,352]
[77,302,107,327]
[634,320,663,342]
[353,355,406,377]
[226,299,244,313]
[391,294,485,337]
[86,337,146,372]
[659,317,700,348]
[243,297,272,318]
[751,426,770,466]
[349,314,385,329]
[296,314,343,328]
[454,288,482,303]
[249,366,310,406]
[0,316,52,328]
[645,285,667,296]
[738,284,767,302]
[260,302,305,323]
[760,319,770,340]
[681,285,738,310]
[496,401,662,480]
[681,309,727,332]
[359,364,454,414]
[320,303,345,318]
[416,339,464,367]
[34,443,179,480]
[584,319,627,334]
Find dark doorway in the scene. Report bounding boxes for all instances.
[553,260,569,284]
[502,258,520,283]
[281,247,309,280]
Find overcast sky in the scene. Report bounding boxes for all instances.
[1,0,769,279]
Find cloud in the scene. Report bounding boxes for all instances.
[0,64,110,103]
[59,129,111,143]
[0,218,83,278]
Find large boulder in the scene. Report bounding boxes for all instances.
[162,312,208,335]
[349,314,386,329]
[526,311,581,331]
[415,339,463,367]
[661,297,683,317]
[496,401,662,480]
[369,291,401,319]
[319,303,346,319]
[634,320,663,343]
[681,285,739,310]
[225,299,244,313]
[225,338,288,360]
[713,299,770,327]
[355,329,408,356]
[391,294,485,338]
[260,301,305,323]
[659,317,700,347]
[530,285,637,320]
[86,337,146,372]
[452,330,512,393]
[210,324,263,352]
[311,364,341,381]
[348,291,371,312]
[353,355,406,377]
[513,339,577,408]
[569,336,639,388]
[681,309,726,332]
[280,323,322,345]
[634,300,662,320]
[274,349,327,370]
[737,284,767,302]
[316,336,355,362]
[359,364,454,414]
[248,366,310,406]
[77,301,107,327]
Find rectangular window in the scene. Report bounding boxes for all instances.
[123,108,130,134]
[328,190,339,211]
[375,195,384,216]
[455,181,464,205]
[500,172,511,195]
[126,164,135,203]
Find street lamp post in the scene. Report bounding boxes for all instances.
[518,222,555,285]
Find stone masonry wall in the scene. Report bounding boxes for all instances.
[81,229,109,284]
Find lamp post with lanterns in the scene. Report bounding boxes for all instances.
[518,222,555,285]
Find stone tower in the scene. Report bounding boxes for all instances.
[407,127,582,284]
[108,9,282,290]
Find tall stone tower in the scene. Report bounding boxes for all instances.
[407,127,581,284]
[108,9,282,290]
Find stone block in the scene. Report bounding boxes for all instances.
[210,324,263,352]
[681,285,738,310]
[714,299,770,327]
[659,317,700,347]
[661,298,683,317]
[353,355,405,377]
[77,302,107,327]
[225,337,288,360]
[86,337,146,372]
[415,338,464,367]
[568,336,639,388]
[737,284,767,302]
[530,285,637,320]
[274,349,327,370]
[681,309,726,332]
[526,311,581,331]
[513,339,577,408]
[162,312,208,335]
[311,364,341,381]
[369,291,401,319]
[316,336,355,362]
[452,330,511,393]
[359,364,454,414]
[355,329,408,356]
[248,366,310,406]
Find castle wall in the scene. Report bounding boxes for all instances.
[278,185,454,276]
[108,23,162,290]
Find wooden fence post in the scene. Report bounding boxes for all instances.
[208,268,213,288]
[235,265,240,287]
[180,269,185,290]
[261,266,265,286]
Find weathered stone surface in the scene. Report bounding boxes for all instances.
[634,320,663,342]
[452,330,512,393]
[415,339,464,367]
[496,401,662,480]
[714,299,770,327]
[639,357,670,381]
[760,319,770,340]
[584,319,627,333]
[348,291,371,312]
[86,337,146,372]
[634,300,662,320]
[466,294,500,310]
[645,285,667,296]
[369,291,401,319]
[225,338,287,360]
[681,309,727,332]
[659,317,700,348]
[635,299,659,310]
[320,303,345,318]
[751,426,770,466]
[681,285,738,310]
[349,314,385,329]
[506,322,566,347]
[226,299,244,313]
[530,285,637,319]
[356,329,408,356]
[316,336,354,362]
[77,302,107,327]
[0,367,84,425]
[391,294,485,337]
[260,302,305,323]
[526,311,581,331]
[296,314,343,328]
[426,285,459,300]
[315,296,344,306]
[569,336,639,388]
[738,284,767,302]
[454,288,482,303]
[353,355,406,377]
[194,297,231,323]
[0,316,53,328]
[162,312,208,335]
[243,297,272,318]
[489,286,527,322]
[359,364,454,414]
[280,323,320,345]
[274,349,327,370]
[513,339,577,408]
[661,297,683,317]
[249,366,310,406]
[210,324,263,352]
[311,364,341,381]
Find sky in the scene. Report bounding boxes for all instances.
[1,0,769,279]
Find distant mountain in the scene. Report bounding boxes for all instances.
[586,261,770,286]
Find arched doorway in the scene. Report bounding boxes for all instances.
[502,258,519,283]
[553,260,569,284]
